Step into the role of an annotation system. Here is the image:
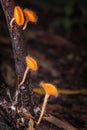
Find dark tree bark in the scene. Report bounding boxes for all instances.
[0,0,26,77]
[0,0,35,112]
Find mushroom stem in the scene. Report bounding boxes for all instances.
[18,66,29,88]
[22,20,28,30]
[14,66,29,105]
[10,17,15,28]
[37,93,49,125]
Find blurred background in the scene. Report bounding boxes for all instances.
[22,0,87,48]
[0,0,87,129]
[0,0,87,47]
[0,0,87,88]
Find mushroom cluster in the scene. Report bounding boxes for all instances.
[10,6,37,30]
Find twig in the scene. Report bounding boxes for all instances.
[0,0,35,112]
[0,0,26,78]
[44,114,78,130]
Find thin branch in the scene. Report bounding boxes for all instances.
[0,0,35,112]
[44,114,78,130]
[0,0,26,78]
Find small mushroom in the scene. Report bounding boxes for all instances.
[10,6,24,28]
[18,56,38,87]
[37,82,58,125]
[22,9,37,30]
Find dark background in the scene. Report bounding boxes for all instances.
[0,1,87,130]
[0,0,87,48]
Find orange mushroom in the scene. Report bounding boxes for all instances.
[33,88,87,95]
[10,6,24,28]
[22,9,37,30]
[18,56,38,87]
[37,82,58,125]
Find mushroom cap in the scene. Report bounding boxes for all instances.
[23,9,37,23]
[14,6,24,26]
[25,56,38,71]
[40,82,58,96]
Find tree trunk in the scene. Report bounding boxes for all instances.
[0,0,35,112]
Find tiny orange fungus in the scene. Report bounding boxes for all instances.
[40,82,58,96]
[23,9,37,30]
[24,9,37,23]
[37,82,58,125]
[18,56,38,87]
[10,6,24,28]
[26,56,38,71]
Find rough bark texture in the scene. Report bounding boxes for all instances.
[0,0,26,78]
[0,0,35,112]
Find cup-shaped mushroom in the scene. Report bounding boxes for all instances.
[26,56,38,71]
[37,82,58,125]
[23,9,37,30]
[10,6,24,28]
[18,56,38,87]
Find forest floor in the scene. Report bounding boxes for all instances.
[0,31,87,130]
